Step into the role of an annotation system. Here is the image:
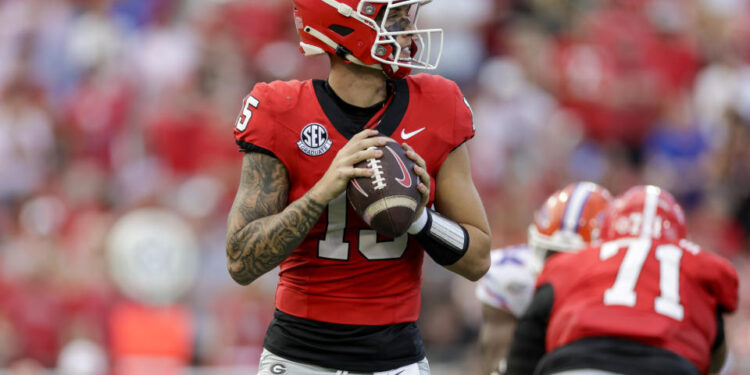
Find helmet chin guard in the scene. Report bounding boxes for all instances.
[367,0,443,78]
[294,0,443,79]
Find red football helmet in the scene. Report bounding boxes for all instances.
[292,0,443,79]
[528,182,613,263]
[601,185,687,242]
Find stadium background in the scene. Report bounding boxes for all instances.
[0,0,749,373]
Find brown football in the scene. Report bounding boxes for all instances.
[347,140,421,238]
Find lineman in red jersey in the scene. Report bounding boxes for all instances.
[506,185,738,375]
[477,182,612,375]
[225,1,491,374]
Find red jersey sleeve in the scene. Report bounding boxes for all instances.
[452,82,476,146]
[233,82,280,155]
[407,74,476,150]
[536,252,571,289]
[696,247,739,313]
[408,74,476,173]
[534,250,595,310]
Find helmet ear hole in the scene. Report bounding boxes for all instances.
[363,3,377,16]
[375,45,388,57]
[329,24,354,36]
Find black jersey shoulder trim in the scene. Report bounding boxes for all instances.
[314,79,355,139]
[376,78,409,138]
[236,140,278,159]
[313,79,409,140]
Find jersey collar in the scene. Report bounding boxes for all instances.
[313,79,409,140]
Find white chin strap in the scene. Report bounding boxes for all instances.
[301,26,379,69]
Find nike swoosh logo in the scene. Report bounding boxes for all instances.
[386,145,412,188]
[400,127,425,140]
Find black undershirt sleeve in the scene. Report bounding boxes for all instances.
[505,283,554,375]
[712,308,725,352]
[709,307,727,374]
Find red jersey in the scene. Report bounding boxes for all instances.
[538,237,738,374]
[233,75,474,325]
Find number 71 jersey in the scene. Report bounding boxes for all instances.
[233,75,475,326]
[538,238,738,374]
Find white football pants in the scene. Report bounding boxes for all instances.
[257,348,430,375]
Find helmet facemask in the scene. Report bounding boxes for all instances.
[294,0,443,79]
[527,224,588,273]
[364,0,443,78]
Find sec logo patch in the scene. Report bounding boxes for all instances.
[298,123,332,156]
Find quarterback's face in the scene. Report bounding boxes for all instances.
[383,5,416,59]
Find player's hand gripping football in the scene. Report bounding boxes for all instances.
[309,129,389,204]
[402,143,430,218]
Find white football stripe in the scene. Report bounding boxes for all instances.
[641,186,660,238]
[364,196,418,222]
[563,182,594,233]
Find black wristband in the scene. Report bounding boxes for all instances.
[413,209,469,266]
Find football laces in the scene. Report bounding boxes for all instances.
[368,157,386,190]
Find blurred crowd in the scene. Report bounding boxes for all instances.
[0,0,749,374]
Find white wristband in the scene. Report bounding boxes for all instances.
[408,209,430,235]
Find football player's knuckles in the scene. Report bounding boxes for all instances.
[354,149,368,158]
[335,170,349,181]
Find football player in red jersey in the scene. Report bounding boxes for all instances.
[476,182,612,375]
[506,185,739,375]
[225,1,491,374]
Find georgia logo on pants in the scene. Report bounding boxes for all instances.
[270,363,287,374]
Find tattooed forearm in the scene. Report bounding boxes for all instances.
[227,193,325,285]
[226,153,326,285]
